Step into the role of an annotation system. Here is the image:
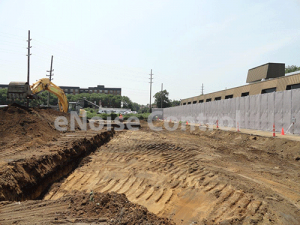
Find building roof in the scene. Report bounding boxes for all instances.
[246,63,285,83]
[181,70,300,104]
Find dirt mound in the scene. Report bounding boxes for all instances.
[0,130,114,201]
[62,191,174,224]
[0,104,68,150]
[0,191,175,224]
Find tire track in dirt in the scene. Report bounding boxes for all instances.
[41,129,297,224]
[0,200,70,224]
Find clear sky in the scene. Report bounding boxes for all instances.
[0,0,299,104]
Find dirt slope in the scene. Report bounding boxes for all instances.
[0,104,66,150]
[44,122,300,224]
[1,118,300,224]
[0,130,114,201]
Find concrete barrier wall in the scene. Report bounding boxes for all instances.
[152,108,163,119]
[163,89,300,134]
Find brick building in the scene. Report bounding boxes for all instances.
[59,85,121,95]
[0,84,121,96]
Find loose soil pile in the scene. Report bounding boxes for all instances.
[0,191,175,224]
[0,104,68,150]
[64,191,175,224]
[0,130,114,201]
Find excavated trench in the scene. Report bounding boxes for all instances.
[0,106,178,224]
[42,125,300,225]
[0,130,114,201]
[1,120,300,224]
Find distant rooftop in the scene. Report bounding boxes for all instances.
[246,63,285,83]
[285,70,300,76]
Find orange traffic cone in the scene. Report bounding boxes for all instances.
[281,127,285,135]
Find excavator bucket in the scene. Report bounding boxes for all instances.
[7,81,32,100]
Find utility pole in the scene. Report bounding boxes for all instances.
[46,55,54,107]
[149,69,153,113]
[26,30,32,107]
[201,83,204,95]
[161,83,163,108]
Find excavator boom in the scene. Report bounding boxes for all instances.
[30,78,68,113]
[7,78,68,113]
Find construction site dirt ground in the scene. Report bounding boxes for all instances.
[1,105,300,224]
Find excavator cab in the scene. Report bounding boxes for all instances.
[69,101,86,118]
[7,82,32,100]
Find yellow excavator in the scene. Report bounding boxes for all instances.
[7,78,68,113]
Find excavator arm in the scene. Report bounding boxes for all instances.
[30,78,68,113]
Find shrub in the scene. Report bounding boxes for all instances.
[97,113,118,120]
[85,109,150,121]
[123,113,150,121]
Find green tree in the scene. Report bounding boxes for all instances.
[285,65,300,74]
[111,95,122,108]
[171,100,180,107]
[153,90,171,108]
[0,88,8,105]
[138,106,150,113]
[131,102,140,112]
[66,93,122,108]
[1,88,135,110]
[122,96,133,109]
[0,88,59,106]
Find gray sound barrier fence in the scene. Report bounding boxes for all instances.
[163,89,300,134]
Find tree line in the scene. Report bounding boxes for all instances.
[0,88,180,112]
[285,65,300,74]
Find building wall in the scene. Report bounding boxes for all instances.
[165,88,300,134]
[181,72,300,105]
[0,84,8,89]
[56,85,121,96]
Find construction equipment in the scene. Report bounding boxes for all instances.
[69,102,86,117]
[7,78,68,113]
[79,97,100,109]
[7,82,32,99]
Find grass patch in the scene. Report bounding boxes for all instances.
[84,108,150,121]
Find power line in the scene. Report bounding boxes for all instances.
[26,30,32,107]
[20,36,149,83]
[1,31,145,80]
[31,45,149,83]
[0,39,26,48]
[0,31,156,103]
[33,38,147,78]
[32,51,149,85]
[161,83,163,108]
[149,69,153,113]
[0,31,25,40]
[46,55,54,106]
